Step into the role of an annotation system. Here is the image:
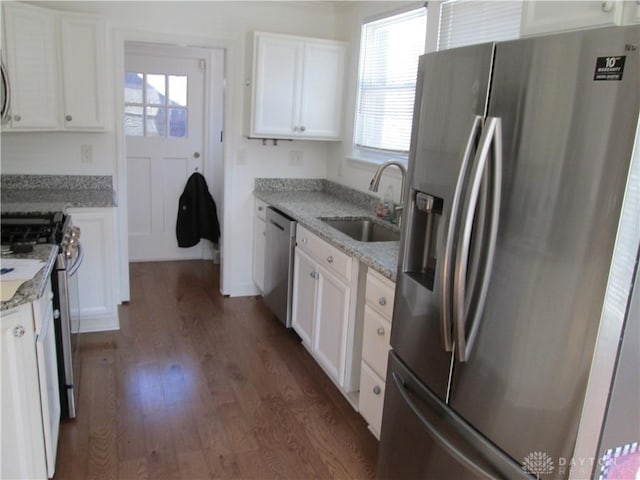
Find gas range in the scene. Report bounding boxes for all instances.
[1,211,81,267]
[1,210,84,419]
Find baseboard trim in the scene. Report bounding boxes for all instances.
[79,313,120,332]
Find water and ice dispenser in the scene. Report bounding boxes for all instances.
[402,189,443,291]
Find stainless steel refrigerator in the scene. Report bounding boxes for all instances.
[377,25,640,479]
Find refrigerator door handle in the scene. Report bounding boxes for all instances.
[453,117,503,362]
[440,115,484,353]
[392,371,498,479]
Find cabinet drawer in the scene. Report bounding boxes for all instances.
[255,198,268,221]
[297,225,352,281]
[359,361,385,437]
[362,305,391,379]
[365,269,395,320]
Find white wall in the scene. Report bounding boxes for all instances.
[1,1,339,297]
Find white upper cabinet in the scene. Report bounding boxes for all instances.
[247,32,346,141]
[3,2,59,130]
[59,14,107,130]
[1,2,107,131]
[300,41,346,139]
[521,1,625,37]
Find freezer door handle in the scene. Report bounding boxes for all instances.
[453,117,503,362]
[392,371,498,479]
[441,115,483,353]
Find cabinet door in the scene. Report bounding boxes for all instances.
[1,305,48,480]
[253,215,266,291]
[59,14,106,129]
[67,208,119,331]
[2,2,59,130]
[521,1,623,37]
[291,247,316,347]
[252,34,302,137]
[300,41,345,139]
[34,296,61,478]
[314,265,350,386]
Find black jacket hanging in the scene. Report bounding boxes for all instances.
[176,172,220,247]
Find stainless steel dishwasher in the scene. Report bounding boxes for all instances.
[264,207,297,327]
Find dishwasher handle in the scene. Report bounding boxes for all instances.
[269,218,285,232]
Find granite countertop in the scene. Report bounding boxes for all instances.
[1,245,59,311]
[1,174,117,212]
[254,179,400,281]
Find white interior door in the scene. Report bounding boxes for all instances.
[125,46,207,262]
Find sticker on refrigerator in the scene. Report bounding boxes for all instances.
[594,56,626,81]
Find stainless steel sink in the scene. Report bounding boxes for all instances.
[321,218,400,243]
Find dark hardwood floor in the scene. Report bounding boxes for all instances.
[54,260,378,479]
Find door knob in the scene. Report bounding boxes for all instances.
[65,114,72,121]
[193,152,200,158]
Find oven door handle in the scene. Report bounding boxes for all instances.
[67,243,84,276]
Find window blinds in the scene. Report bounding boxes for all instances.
[438,0,523,51]
[355,7,426,154]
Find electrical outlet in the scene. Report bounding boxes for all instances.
[80,144,93,163]
[289,150,304,166]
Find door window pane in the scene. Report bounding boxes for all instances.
[146,106,166,136]
[125,72,143,103]
[146,74,166,105]
[124,106,144,136]
[168,75,187,107]
[169,108,187,137]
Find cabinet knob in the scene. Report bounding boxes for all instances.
[300,126,306,132]
[13,325,25,338]
[373,385,381,395]
[326,256,334,264]
[378,297,387,306]
[310,271,318,279]
[300,237,307,244]
[65,114,73,122]
[377,326,385,336]
[601,1,614,12]
[14,114,21,122]
[258,206,264,211]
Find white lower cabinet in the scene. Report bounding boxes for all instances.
[359,268,396,439]
[67,207,119,331]
[1,281,60,479]
[291,248,316,346]
[252,198,268,292]
[291,225,359,391]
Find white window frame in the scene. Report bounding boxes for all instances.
[350,4,427,166]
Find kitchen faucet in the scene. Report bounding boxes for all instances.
[369,160,407,227]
